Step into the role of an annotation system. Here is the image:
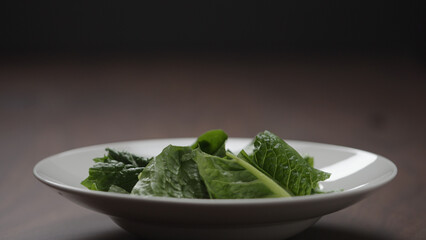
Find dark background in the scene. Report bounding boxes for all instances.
[1,1,425,240]
[1,1,425,58]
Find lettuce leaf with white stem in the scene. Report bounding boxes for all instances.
[82,129,331,199]
[193,149,291,199]
[239,131,330,196]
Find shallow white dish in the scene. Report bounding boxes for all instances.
[34,138,397,240]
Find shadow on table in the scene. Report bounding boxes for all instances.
[290,225,397,240]
[78,224,398,240]
[78,229,140,240]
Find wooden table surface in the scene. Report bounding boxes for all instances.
[0,54,425,240]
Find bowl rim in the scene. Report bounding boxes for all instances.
[33,138,398,206]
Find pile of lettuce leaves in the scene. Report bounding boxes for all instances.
[81,130,331,199]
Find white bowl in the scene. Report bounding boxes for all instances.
[33,138,397,240]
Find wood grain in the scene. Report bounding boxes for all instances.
[0,54,425,240]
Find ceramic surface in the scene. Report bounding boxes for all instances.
[34,138,397,240]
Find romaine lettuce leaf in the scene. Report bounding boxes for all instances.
[81,148,151,193]
[131,145,209,198]
[191,129,228,157]
[108,185,129,194]
[241,131,330,196]
[82,130,331,199]
[193,149,291,199]
[81,160,144,193]
[303,156,314,168]
[103,148,151,167]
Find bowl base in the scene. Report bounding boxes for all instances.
[111,216,320,240]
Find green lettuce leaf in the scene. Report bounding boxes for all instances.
[193,149,291,199]
[131,145,209,198]
[108,185,129,194]
[303,156,314,168]
[103,148,151,167]
[191,129,228,157]
[241,131,330,196]
[81,148,151,193]
[81,160,144,193]
[82,130,331,199]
